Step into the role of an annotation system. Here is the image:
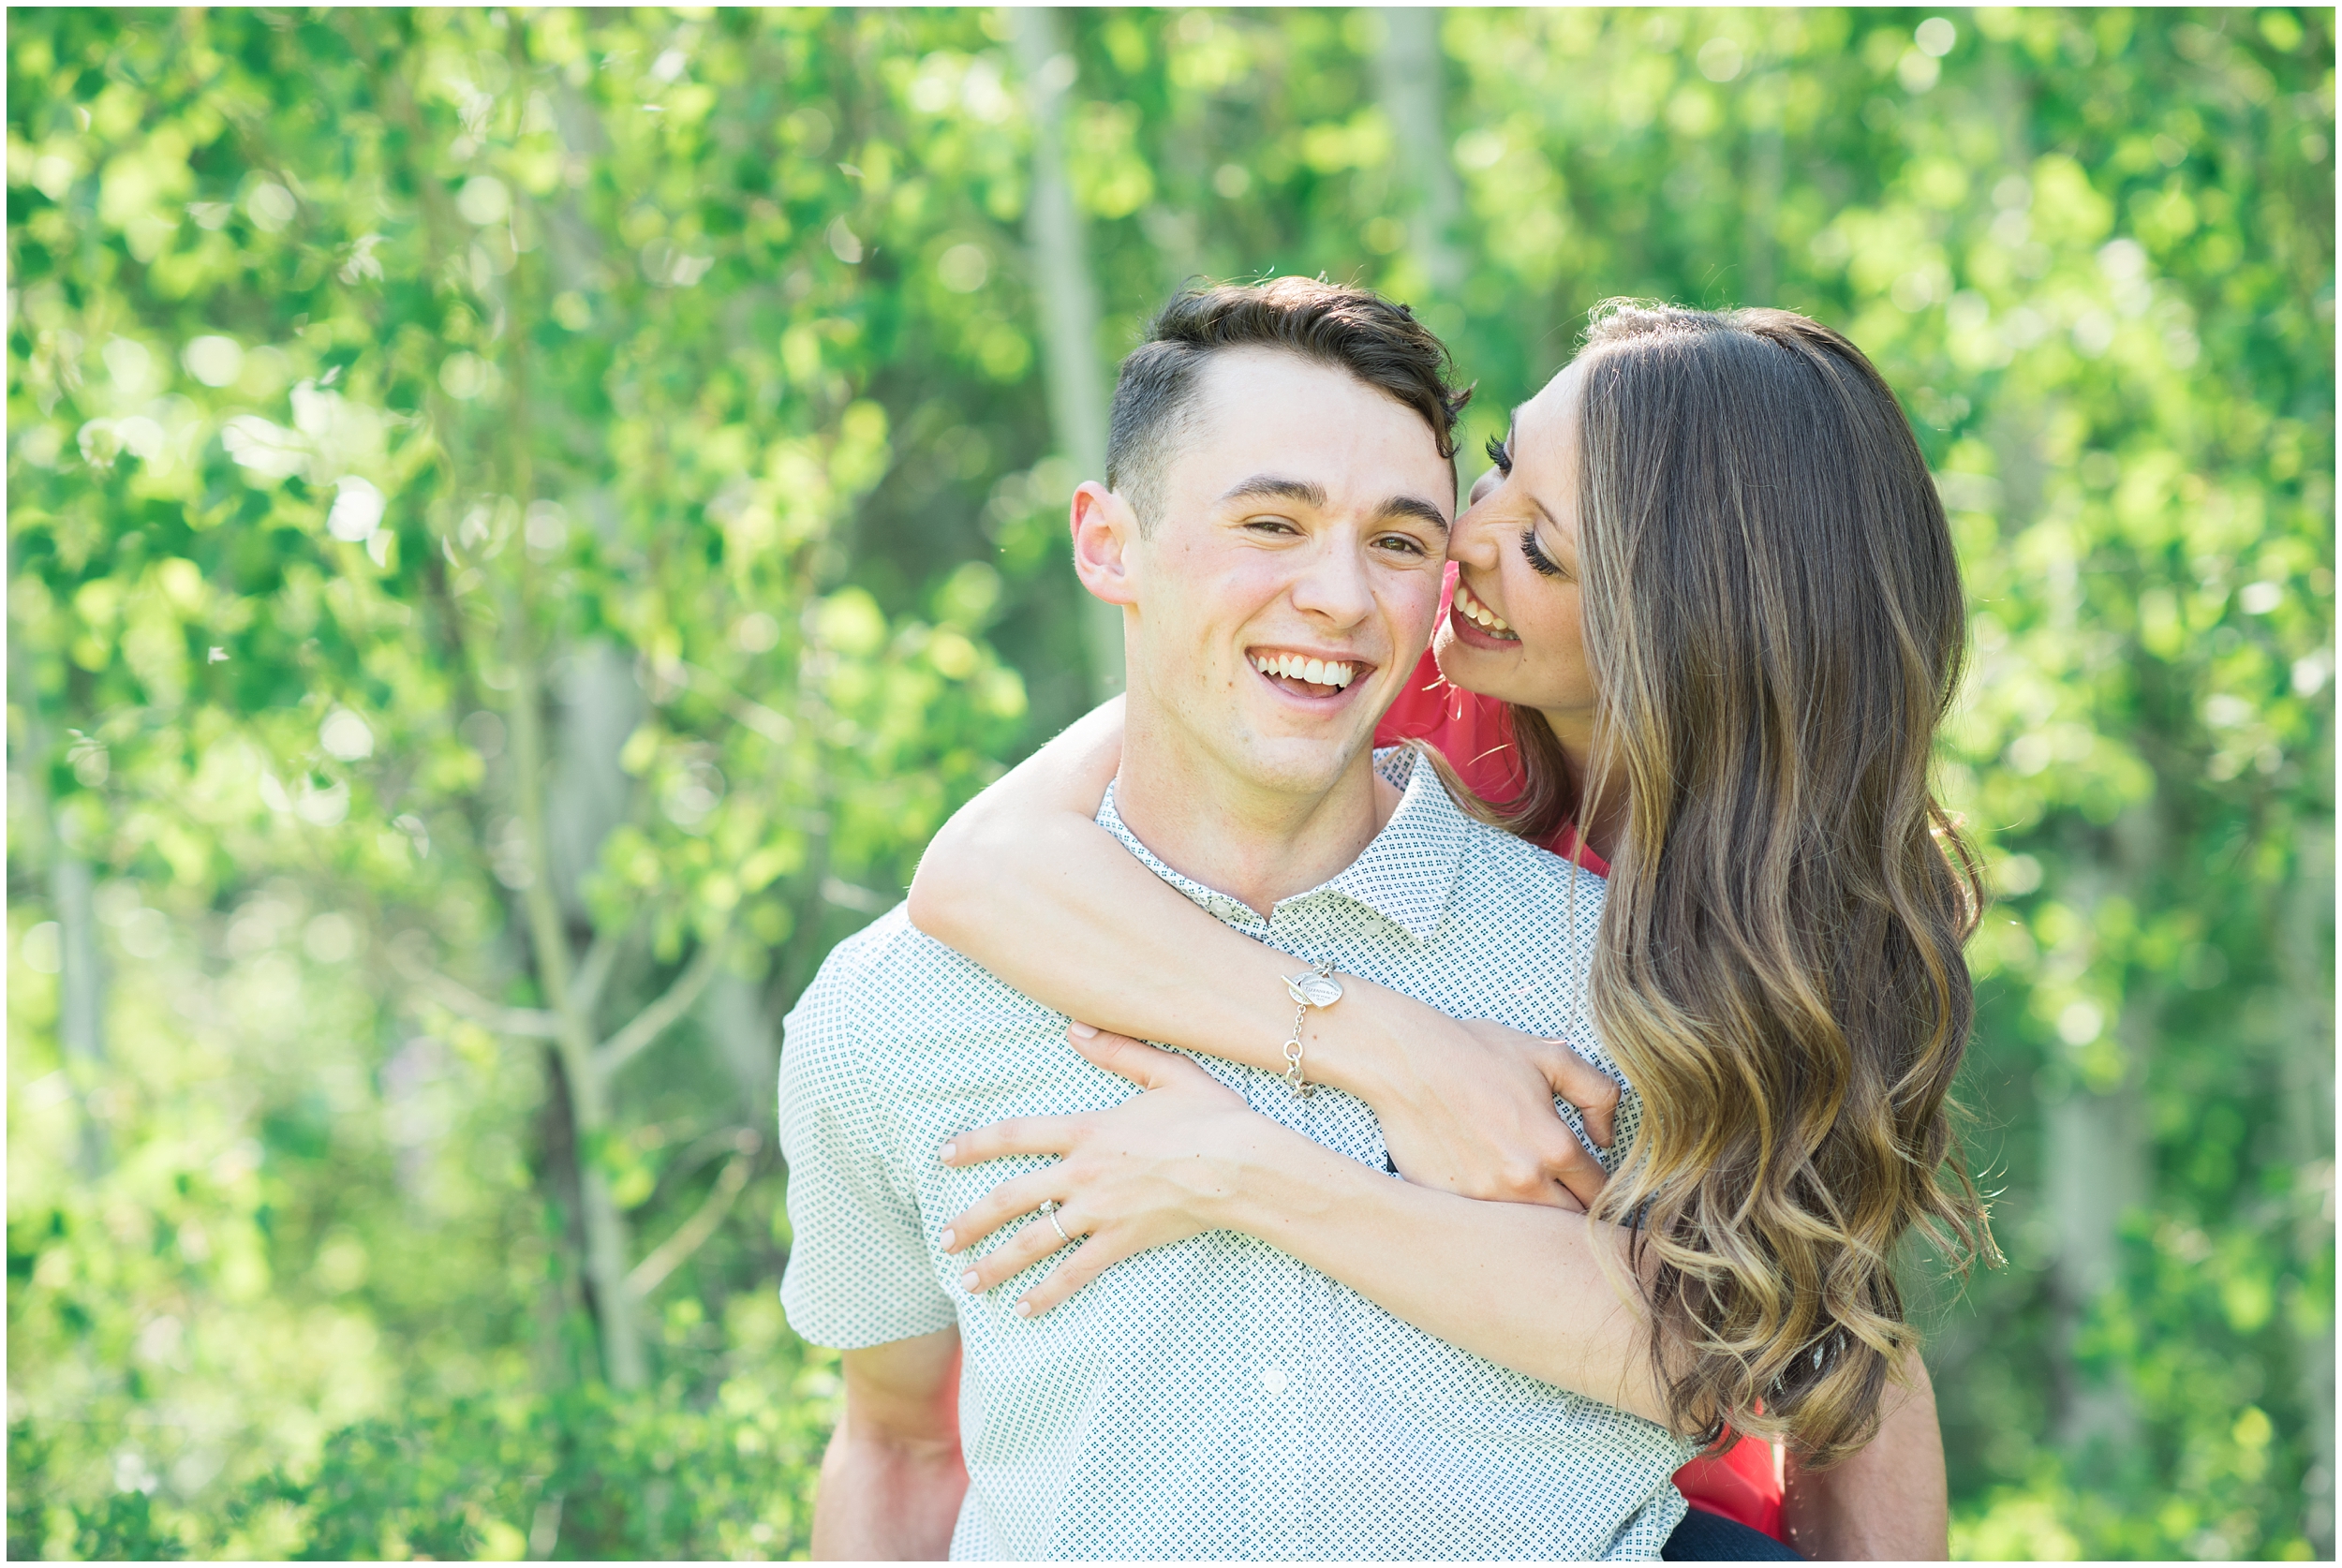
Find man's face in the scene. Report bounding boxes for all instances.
[1112,348,1453,800]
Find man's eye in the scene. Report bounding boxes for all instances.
[1375,534,1427,556]
[1244,516,1299,534]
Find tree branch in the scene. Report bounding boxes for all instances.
[391,946,562,1039]
[571,920,632,1019]
[593,930,730,1079]
[680,659,794,746]
[625,1131,760,1300]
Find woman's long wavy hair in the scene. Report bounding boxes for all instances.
[1509,303,1998,1464]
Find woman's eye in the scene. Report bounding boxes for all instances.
[1484,434,1513,477]
[1520,527,1564,578]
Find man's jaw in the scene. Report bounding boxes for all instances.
[1246,646,1374,704]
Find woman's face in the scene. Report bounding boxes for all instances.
[1433,362,1598,730]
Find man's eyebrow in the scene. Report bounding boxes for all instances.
[1378,495,1451,534]
[1219,475,1330,510]
[1220,475,1449,534]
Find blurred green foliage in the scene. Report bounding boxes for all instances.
[7,7,2333,1561]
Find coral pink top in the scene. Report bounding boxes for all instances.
[1371,571,1788,1544]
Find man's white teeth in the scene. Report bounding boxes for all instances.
[1250,654,1356,689]
[1456,582,1516,636]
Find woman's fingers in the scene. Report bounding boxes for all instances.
[1068,1025,1237,1100]
[955,1201,1085,1294]
[939,1112,1081,1170]
[1544,1126,1608,1212]
[1013,1226,1132,1317]
[1536,1038,1622,1149]
[1065,1021,1212,1091]
[939,1167,1063,1257]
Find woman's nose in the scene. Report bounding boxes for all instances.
[1447,496,1504,569]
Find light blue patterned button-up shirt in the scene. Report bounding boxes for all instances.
[780,748,1692,1560]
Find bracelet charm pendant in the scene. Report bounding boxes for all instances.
[1280,961,1341,1098]
[1286,970,1344,1009]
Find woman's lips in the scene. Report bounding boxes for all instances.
[1450,579,1520,647]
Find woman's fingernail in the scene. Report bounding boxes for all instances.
[1014,1298,1033,1317]
[960,1270,980,1291]
[1068,1021,1099,1040]
[940,1228,956,1250]
[939,1142,956,1162]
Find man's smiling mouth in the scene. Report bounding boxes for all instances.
[1249,649,1365,699]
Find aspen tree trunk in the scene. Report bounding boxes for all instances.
[2042,1059,2147,1448]
[703,973,780,1129]
[1009,7,1122,703]
[2279,823,2335,1555]
[10,638,110,1176]
[1990,377,2155,1457]
[2044,806,2159,1454]
[50,840,108,1176]
[509,643,647,1389]
[544,643,641,917]
[1743,120,1784,305]
[1373,8,1467,303]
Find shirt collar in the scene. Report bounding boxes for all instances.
[1096,747,1470,944]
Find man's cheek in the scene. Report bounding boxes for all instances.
[1395,576,1445,647]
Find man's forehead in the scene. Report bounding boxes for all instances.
[1171,348,1449,501]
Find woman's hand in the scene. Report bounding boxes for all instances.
[938,1028,1260,1318]
[1343,1011,1620,1212]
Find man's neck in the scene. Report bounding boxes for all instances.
[1112,708,1399,921]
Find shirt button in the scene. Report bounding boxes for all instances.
[1260,1367,1288,1395]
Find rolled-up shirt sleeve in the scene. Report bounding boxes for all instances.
[778,953,956,1349]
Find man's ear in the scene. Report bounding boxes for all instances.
[1070,481,1142,607]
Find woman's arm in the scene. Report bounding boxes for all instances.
[908,702,1620,1207]
[936,1032,1667,1425]
[1781,1354,1948,1560]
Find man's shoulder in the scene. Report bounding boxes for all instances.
[1446,809,1609,921]
[1383,745,1605,907]
[783,903,1047,1060]
[798,901,919,987]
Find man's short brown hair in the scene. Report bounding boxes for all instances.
[1105,276,1470,532]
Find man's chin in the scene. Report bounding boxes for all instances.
[1218,729,1381,801]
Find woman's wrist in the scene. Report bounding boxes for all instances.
[1304,980,1448,1110]
[1206,1110,1356,1235]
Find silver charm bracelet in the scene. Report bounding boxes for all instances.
[1281,961,1343,1097]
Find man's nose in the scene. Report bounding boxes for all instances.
[1288,536,1376,624]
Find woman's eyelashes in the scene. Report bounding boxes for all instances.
[1484,434,1513,477]
[1520,526,1564,578]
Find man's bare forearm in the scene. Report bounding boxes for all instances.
[1780,1351,1947,1560]
[811,1421,968,1560]
[811,1329,970,1561]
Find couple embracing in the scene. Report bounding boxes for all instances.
[779,278,1993,1561]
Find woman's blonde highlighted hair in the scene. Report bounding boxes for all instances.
[1504,303,1999,1464]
